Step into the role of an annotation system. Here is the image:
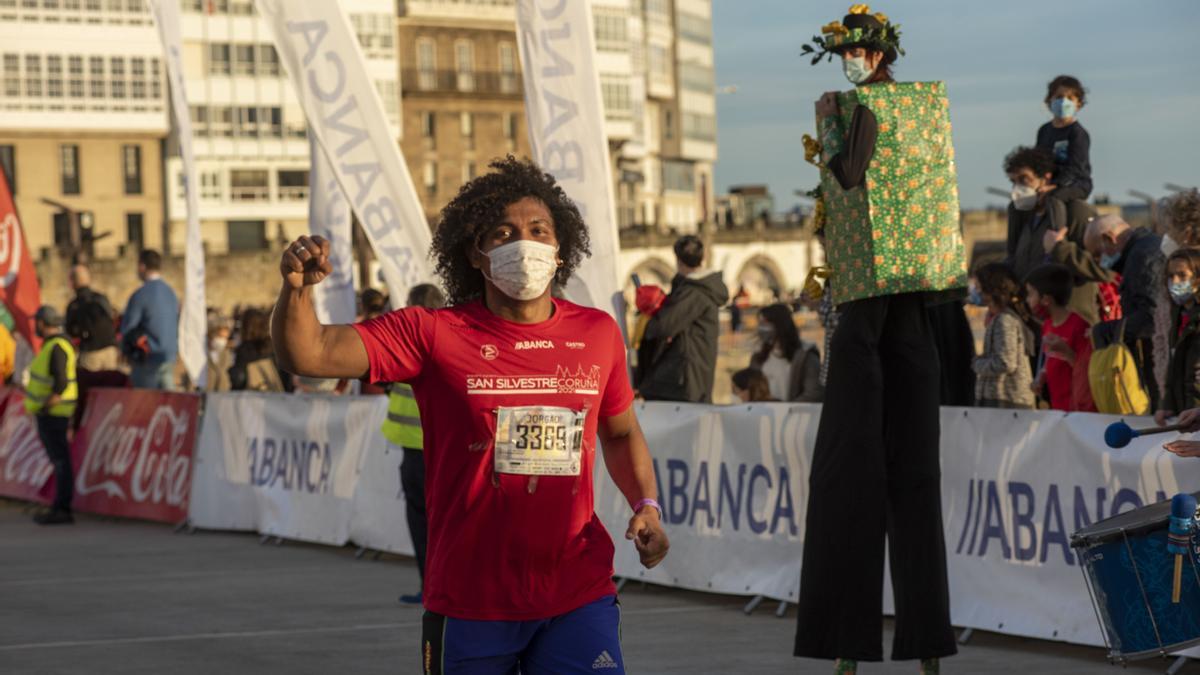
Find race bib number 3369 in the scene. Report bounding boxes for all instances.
[494,406,586,476]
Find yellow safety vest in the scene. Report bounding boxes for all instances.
[25,335,78,417]
[381,383,423,449]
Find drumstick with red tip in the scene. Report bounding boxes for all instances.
[1168,493,1197,604]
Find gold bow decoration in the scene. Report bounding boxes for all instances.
[803,266,832,301]
[802,134,824,168]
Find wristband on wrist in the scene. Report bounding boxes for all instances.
[632,498,662,517]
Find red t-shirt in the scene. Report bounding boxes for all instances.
[1041,311,1094,412]
[353,299,634,620]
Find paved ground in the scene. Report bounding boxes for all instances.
[0,501,1183,674]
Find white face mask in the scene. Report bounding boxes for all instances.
[1011,183,1039,211]
[482,240,559,301]
[210,337,228,353]
[842,56,873,84]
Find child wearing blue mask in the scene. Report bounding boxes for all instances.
[1155,248,1200,428]
[1035,75,1093,232]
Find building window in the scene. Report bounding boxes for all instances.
[594,11,628,52]
[212,106,233,136]
[663,109,675,139]
[416,38,436,90]
[648,45,670,81]
[130,57,145,99]
[233,106,257,137]
[264,106,282,137]
[662,160,695,193]
[454,40,474,92]
[200,171,221,200]
[679,61,713,93]
[60,144,80,194]
[230,169,268,201]
[600,77,632,119]
[462,161,476,184]
[3,54,19,97]
[421,111,436,147]
[677,12,712,45]
[126,212,144,251]
[208,43,231,75]
[503,112,517,141]
[498,42,517,93]
[122,144,142,194]
[189,105,209,136]
[109,56,125,98]
[375,79,399,123]
[683,112,716,141]
[150,57,160,99]
[277,169,308,201]
[67,55,84,98]
[257,44,279,76]
[234,44,255,76]
[88,55,104,97]
[0,145,15,194]
[422,160,437,198]
[460,111,473,146]
[24,54,41,97]
[46,55,63,98]
[227,220,267,251]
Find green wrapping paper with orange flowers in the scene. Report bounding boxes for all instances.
[817,80,967,305]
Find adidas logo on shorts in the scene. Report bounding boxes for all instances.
[592,650,619,670]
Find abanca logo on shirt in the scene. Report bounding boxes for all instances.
[514,339,555,350]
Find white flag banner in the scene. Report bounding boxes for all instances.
[255,0,431,301]
[148,0,206,387]
[516,0,622,318]
[309,133,356,324]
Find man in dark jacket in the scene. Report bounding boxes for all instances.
[1082,214,1165,407]
[635,235,729,403]
[1004,146,1107,325]
[64,265,119,372]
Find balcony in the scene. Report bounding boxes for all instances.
[401,68,522,97]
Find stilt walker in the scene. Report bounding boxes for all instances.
[793,5,967,674]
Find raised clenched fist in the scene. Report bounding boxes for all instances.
[280,235,333,289]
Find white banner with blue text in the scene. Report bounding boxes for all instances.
[255,0,431,301]
[593,403,1200,648]
[516,0,623,318]
[189,392,385,546]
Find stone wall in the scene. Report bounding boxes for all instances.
[35,248,286,317]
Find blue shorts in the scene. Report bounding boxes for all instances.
[421,595,623,674]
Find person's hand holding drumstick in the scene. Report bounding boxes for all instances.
[1163,407,1200,457]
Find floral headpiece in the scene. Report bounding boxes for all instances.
[802,4,904,66]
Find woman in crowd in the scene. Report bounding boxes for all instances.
[751,303,823,402]
[1155,248,1200,426]
[730,367,776,403]
[971,263,1035,409]
[229,307,288,392]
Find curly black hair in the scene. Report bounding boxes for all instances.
[1003,146,1056,178]
[431,156,591,306]
[1045,75,1087,108]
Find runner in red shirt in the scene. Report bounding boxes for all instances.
[271,157,668,674]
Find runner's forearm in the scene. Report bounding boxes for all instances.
[599,411,659,511]
[272,283,322,376]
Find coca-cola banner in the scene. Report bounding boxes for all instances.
[189,392,386,546]
[70,388,201,523]
[0,387,52,503]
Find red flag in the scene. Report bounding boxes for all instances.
[0,169,42,352]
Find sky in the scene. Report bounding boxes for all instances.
[711,0,1200,211]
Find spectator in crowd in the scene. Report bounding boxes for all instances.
[382,282,447,605]
[64,265,120,372]
[229,308,288,392]
[1155,249,1200,427]
[750,303,822,402]
[358,289,389,396]
[1034,75,1093,231]
[1155,190,1200,395]
[0,304,15,383]
[26,306,77,525]
[635,235,729,403]
[120,250,179,390]
[1025,264,1095,412]
[1004,146,1105,325]
[729,285,750,333]
[972,263,1036,409]
[205,322,233,392]
[1081,214,1165,407]
[730,367,775,403]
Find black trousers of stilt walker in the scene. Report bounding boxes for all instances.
[794,292,958,662]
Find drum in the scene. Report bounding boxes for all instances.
[1071,492,1200,663]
